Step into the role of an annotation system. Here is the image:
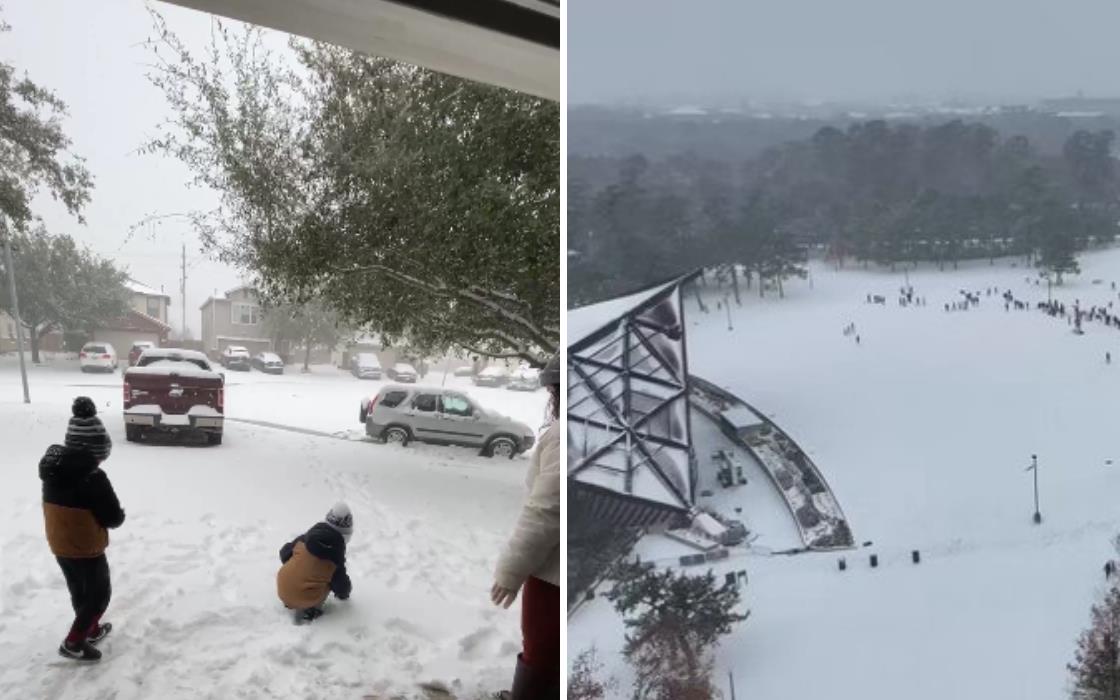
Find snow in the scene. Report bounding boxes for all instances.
[568,278,681,346]
[141,348,210,363]
[127,363,220,379]
[125,279,168,299]
[0,359,547,698]
[569,248,1120,699]
[124,404,162,415]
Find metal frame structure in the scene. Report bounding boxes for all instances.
[568,271,702,525]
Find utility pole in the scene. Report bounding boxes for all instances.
[2,227,30,403]
[180,242,187,341]
[728,671,736,700]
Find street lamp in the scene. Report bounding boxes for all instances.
[1025,454,1041,524]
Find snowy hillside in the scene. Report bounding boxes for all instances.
[569,248,1120,699]
[0,363,547,699]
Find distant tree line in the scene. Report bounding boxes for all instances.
[569,120,1119,307]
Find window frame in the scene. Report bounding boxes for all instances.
[231,302,260,326]
[379,390,408,408]
[412,393,439,413]
[439,393,474,417]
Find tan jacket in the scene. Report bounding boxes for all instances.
[43,503,109,558]
[495,420,561,589]
[277,541,337,610]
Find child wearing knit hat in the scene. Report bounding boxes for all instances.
[276,502,353,623]
[42,399,125,662]
[66,397,112,463]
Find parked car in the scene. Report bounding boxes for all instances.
[452,366,475,377]
[472,365,509,387]
[251,351,285,374]
[79,343,118,373]
[123,348,224,445]
[358,385,535,458]
[220,345,252,371]
[128,341,155,367]
[386,362,418,383]
[506,367,540,391]
[350,352,382,379]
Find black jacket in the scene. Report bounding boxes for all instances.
[40,445,125,529]
[279,522,351,599]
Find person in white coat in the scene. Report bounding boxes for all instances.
[491,352,561,699]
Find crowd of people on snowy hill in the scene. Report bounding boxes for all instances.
[37,355,564,699]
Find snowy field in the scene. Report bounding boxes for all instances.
[569,247,1120,699]
[0,360,548,699]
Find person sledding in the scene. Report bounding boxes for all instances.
[43,396,125,662]
[277,502,353,622]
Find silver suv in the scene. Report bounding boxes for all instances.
[359,385,535,458]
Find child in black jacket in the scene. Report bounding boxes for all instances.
[277,503,353,622]
[41,421,125,662]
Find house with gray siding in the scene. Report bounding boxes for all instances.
[200,286,271,358]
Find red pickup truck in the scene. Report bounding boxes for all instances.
[123,348,225,445]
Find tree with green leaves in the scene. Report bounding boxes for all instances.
[0,228,129,362]
[0,8,96,362]
[261,300,348,372]
[607,559,748,700]
[1034,200,1082,285]
[144,14,558,365]
[0,12,93,231]
[1069,580,1120,699]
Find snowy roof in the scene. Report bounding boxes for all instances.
[569,281,696,512]
[126,279,171,300]
[568,277,685,347]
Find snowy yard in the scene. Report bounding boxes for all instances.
[0,361,547,699]
[569,247,1120,699]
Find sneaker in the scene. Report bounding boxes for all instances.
[58,640,101,662]
[87,623,112,645]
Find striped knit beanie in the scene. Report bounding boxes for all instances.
[325,502,353,540]
[66,396,112,462]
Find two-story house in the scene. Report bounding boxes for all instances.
[88,279,173,352]
[200,286,271,358]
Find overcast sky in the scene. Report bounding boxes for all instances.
[568,0,1120,106]
[1,1,289,338]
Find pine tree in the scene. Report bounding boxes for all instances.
[606,560,748,700]
[1070,584,1120,699]
[568,647,616,700]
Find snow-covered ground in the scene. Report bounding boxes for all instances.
[569,248,1120,699]
[0,360,547,699]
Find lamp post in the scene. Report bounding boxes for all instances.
[1,227,30,403]
[1026,454,1041,524]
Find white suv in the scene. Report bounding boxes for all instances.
[79,342,118,373]
[220,345,251,371]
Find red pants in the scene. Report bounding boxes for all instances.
[520,576,560,678]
